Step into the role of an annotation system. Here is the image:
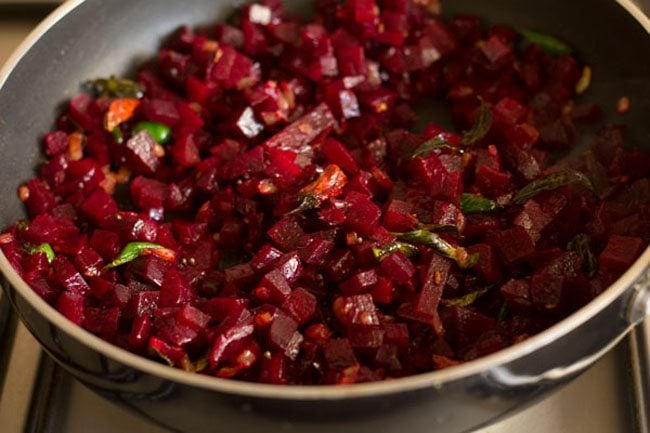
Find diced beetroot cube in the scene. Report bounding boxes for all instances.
[414,254,450,319]
[493,97,529,127]
[467,244,501,283]
[176,304,211,331]
[269,314,303,360]
[273,252,303,284]
[24,179,57,218]
[251,244,283,272]
[73,246,103,277]
[130,176,167,220]
[380,252,416,286]
[322,138,359,174]
[84,307,120,336]
[175,102,205,134]
[348,326,385,350]
[530,273,564,310]
[444,306,495,351]
[259,351,288,384]
[500,278,533,313]
[131,256,171,287]
[260,270,293,305]
[172,133,201,167]
[208,45,259,90]
[129,315,152,351]
[422,19,458,57]
[490,226,536,266]
[345,195,381,236]
[142,98,180,127]
[107,212,159,244]
[282,288,317,325]
[89,229,121,260]
[126,291,160,319]
[209,321,255,368]
[224,263,257,289]
[24,214,78,245]
[267,215,305,252]
[171,220,208,246]
[333,294,380,326]
[599,235,646,273]
[159,268,195,308]
[103,283,132,309]
[201,298,248,323]
[88,276,114,299]
[477,35,513,70]
[325,249,358,282]
[383,199,418,232]
[57,292,85,326]
[69,94,101,132]
[148,336,191,370]
[383,322,409,347]
[52,256,90,295]
[44,130,68,156]
[125,130,161,175]
[22,252,49,276]
[27,277,59,304]
[340,269,379,295]
[81,189,118,227]
[514,200,554,243]
[298,237,335,266]
[324,338,358,370]
[371,277,396,304]
[156,316,200,348]
[263,103,336,160]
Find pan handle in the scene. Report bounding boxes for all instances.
[626,266,650,325]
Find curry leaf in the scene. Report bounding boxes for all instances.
[412,136,463,159]
[461,99,492,146]
[497,302,509,322]
[520,29,571,56]
[460,193,500,214]
[568,233,598,277]
[89,76,145,99]
[442,286,492,308]
[513,170,594,205]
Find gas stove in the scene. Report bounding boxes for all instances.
[0,4,649,433]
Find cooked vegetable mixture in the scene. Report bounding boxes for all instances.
[2,0,649,385]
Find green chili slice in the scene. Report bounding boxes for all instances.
[520,29,571,56]
[133,122,172,144]
[26,243,55,263]
[106,242,175,269]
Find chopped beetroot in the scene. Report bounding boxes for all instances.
[159,268,195,308]
[282,287,317,325]
[490,226,536,266]
[259,270,293,305]
[340,269,379,295]
[268,314,303,360]
[379,252,416,286]
[6,0,649,387]
[57,292,86,326]
[599,235,646,274]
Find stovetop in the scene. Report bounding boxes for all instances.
[0,3,649,433]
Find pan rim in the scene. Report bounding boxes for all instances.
[0,0,648,400]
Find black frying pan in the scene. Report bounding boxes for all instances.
[0,1,649,432]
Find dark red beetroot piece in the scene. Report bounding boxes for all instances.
[3,0,649,386]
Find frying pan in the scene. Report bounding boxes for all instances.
[0,1,649,432]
